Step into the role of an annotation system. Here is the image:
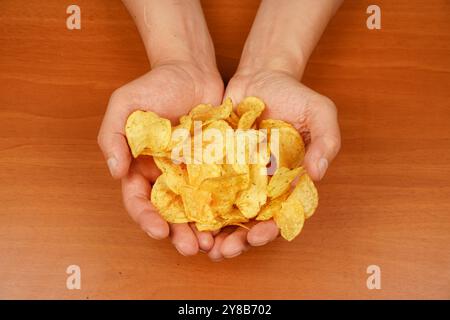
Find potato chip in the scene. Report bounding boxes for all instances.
[180,185,213,222]
[189,98,233,125]
[274,198,305,241]
[151,175,189,223]
[226,111,240,128]
[195,208,248,232]
[235,164,268,218]
[125,110,171,158]
[256,193,289,221]
[260,119,305,169]
[153,157,187,194]
[267,166,305,199]
[187,163,222,187]
[236,96,265,117]
[289,173,318,219]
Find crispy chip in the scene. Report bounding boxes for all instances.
[236,96,265,117]
[260,119,305,169]
[180,185,213,222]
[274,198,305,241]
[153,157,187,195]
[151,175,189,223]
[256,192,289,221]
[289,173,318,219]
[235,164,268,218]
[267,167,305,199]
[187,163,222,186]
[189,98,232,125]
[125,110,172,158]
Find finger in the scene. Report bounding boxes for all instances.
[220,228,250,259]
[247,220,279,246]
[190,224,214,252]
[223,78,246,104]
[171,223,199,256]
[121,168,169,240]
[98,93,132,179]
[208,232,228,262]
[304,99,341,181]
[133,156,161,183]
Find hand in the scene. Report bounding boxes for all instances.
[98,61,224,256]
[207,68,341,261]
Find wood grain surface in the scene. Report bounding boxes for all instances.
[0,0,449,299]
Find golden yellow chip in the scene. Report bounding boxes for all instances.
[274,198,305,241]
[256,193,289,221]
[226,110,240,128]
[187,163,222,187]
[235,164,268,218]
[189,98,233,125]
[180,185,213,222]
[153,157,187,195]
[151,175,189,223]
[260,119,305,169]
[168,115,192,150]
[289,173,318,219]
[125,110,172,158]
[236,96,265,117]
[267,166,305,199]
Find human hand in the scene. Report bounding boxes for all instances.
[207,68,341,261]
[98,62,224,256]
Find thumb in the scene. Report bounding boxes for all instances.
[97,93,132,179]
[303,99,341,181]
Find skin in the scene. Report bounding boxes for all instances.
[98,0,342,260]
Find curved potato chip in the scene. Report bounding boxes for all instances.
[151,175,189,223]
[260,119,305,169]
[153,157,187,194]
[236,96,265,117]
[125,110,171,158]
[203,120,232,163]
[189,98,232,125]
[274,198,305,241]
[180,185,213,222]
[168,115,192,150]
[226,110,240,128]
[236,164,268,218]
[267,166,305,199]
[256,193,289,221]
[187,163,222,186]
[196,208,248,231]
[289,173,318,219]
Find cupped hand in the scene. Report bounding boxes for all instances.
[208,69,341,261]
[98,61,224,256]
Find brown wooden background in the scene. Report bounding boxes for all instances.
[0,0,449,299]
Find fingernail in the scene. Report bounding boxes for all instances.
[211,257,224,262]
[317,158,328,180]
[252,239,269,247]
[226,250,242,258]
[107,156,118,177]
[175,245,188,256]
[146,231,159,240]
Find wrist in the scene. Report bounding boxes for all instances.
[236,46,306,80]
[124,0,218,74]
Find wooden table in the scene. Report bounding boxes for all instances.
[1,0,449,299]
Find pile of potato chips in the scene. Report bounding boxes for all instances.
[125,97,318,241]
